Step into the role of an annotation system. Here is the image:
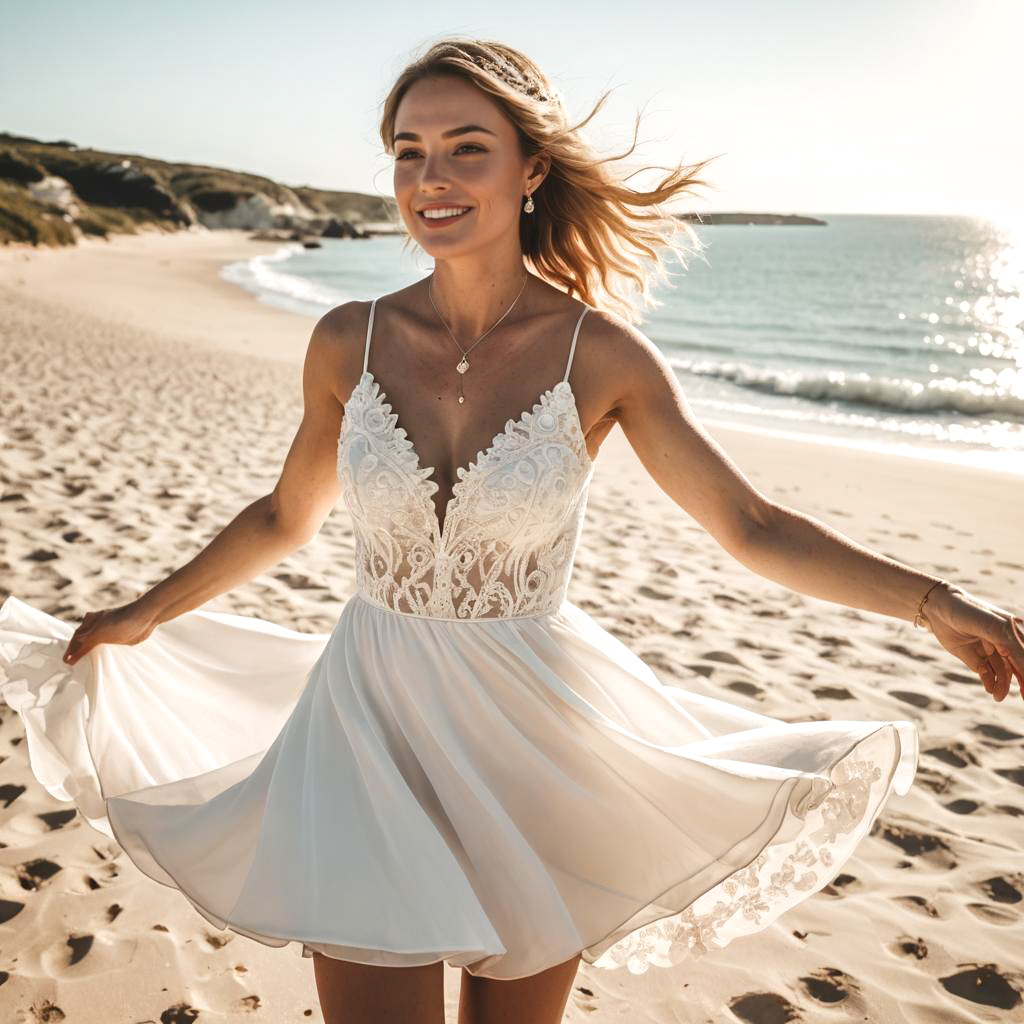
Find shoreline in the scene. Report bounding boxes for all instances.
[204,230,1024,478]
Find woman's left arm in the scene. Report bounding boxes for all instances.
[596,313,1024,704]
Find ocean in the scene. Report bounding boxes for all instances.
[220,214,1024,475]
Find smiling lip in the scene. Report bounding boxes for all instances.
[417,206,474,228]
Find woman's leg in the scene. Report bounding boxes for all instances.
[311,952,445,1024]
[458,952,582,1024]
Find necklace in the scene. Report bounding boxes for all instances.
[427,272,530,404]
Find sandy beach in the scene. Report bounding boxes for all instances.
[1,228,1022,1022]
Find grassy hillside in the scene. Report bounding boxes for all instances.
[0,132,400,246]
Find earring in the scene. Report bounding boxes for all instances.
[523,193,535,214]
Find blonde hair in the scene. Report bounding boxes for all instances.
[378,36,720,323]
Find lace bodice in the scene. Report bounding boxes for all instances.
[337,298,594,620]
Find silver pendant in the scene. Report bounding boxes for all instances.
[456,357,469,374]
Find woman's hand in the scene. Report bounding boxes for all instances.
[924,584,1024,703]
[62,602,158,667]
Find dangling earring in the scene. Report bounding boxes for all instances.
[523,193,535,214]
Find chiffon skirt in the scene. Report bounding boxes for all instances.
[0,591,918,980]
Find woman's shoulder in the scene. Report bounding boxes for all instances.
[307,300,377,407]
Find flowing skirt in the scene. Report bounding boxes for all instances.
[0,591,918,980]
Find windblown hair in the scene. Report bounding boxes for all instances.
[378,36,720,323]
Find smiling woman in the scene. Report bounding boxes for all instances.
[379,39,719,322]
[15,31,1019,1024]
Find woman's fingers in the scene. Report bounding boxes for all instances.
[1005,616,1024,696]
[957,635,1015,702]
[64,611,97,665]
[988,640,1012,701]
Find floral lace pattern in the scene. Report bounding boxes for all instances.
[337,371,594,620]
[586,727,902,973]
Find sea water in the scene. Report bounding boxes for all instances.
[221,214,1024,475]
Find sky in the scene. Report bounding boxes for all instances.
[2,0,1021,219]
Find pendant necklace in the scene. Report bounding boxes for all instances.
[427,272,530,404]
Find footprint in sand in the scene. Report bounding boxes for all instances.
[16,857,62,890]
[943,798,980,814]
[883,642,937,662]
[940,966,1022,1011]
[979,875,1022,904]
[685,662,716,678]
[881,826,956,867]
[159,1004,201,1023]
[726,680,763,698]
[994,767,1024,788]
[0,898,25,924]
[813,685,854,700]
[973,722,1023,742]
[572,983,599,1014]
[37,809,77,831]
[701,650,745,666]
[0,782,27,807]
[924,742,980,768]
[966,902,1020,925]
[943,670,977,686]
[890,689,948,711]
[799,966,856,1005]
[915,765,955,795]
[820,872,858,896]
[728,991,802,1023]
[893,894,941,917]
[890,935,929,959]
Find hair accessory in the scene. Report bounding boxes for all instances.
[471,53,551,103]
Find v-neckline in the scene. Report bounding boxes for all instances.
[352,368,593,543]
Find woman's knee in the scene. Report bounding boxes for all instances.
[312,952,445,1024]
[458,952,582,1024]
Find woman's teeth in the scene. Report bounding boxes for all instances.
[421,207,470,221]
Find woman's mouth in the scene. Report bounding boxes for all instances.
[418,206,473,228]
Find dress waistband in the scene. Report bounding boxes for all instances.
[354,591,559,623]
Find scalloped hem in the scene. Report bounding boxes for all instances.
[580,721,917,974]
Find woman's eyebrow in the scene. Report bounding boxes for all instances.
[394,124,497,143]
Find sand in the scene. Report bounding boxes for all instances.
[1,228,1022,1022]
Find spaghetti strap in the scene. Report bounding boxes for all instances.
[363,298,378,374]
[563,305,589,383]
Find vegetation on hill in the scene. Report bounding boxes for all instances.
[0,132,400,246]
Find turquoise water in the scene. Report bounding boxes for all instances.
[221,214,1024,474]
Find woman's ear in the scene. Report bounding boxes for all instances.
[525,153,550,193]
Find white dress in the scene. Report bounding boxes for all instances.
[0,297,918,981]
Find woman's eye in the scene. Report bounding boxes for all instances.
[395,144,484,161]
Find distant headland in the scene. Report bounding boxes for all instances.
[0,132,826,247]
[674,212,826,226]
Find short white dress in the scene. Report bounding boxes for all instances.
[0,297,918,980]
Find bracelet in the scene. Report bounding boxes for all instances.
[913,579,946,631]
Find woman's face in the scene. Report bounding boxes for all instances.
[392,73,546,258]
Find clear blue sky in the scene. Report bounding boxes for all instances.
[3,0,1020,218]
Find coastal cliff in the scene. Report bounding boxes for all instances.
[0,132,401,246]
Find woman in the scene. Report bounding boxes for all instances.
[3,36,1023,1024]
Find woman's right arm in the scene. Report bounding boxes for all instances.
[62,302,364,665]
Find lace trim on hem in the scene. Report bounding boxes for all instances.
[582,724,914,974]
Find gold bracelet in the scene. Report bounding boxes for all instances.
[913,579,946,631]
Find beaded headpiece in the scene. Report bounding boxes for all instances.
[470,52,553,104]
